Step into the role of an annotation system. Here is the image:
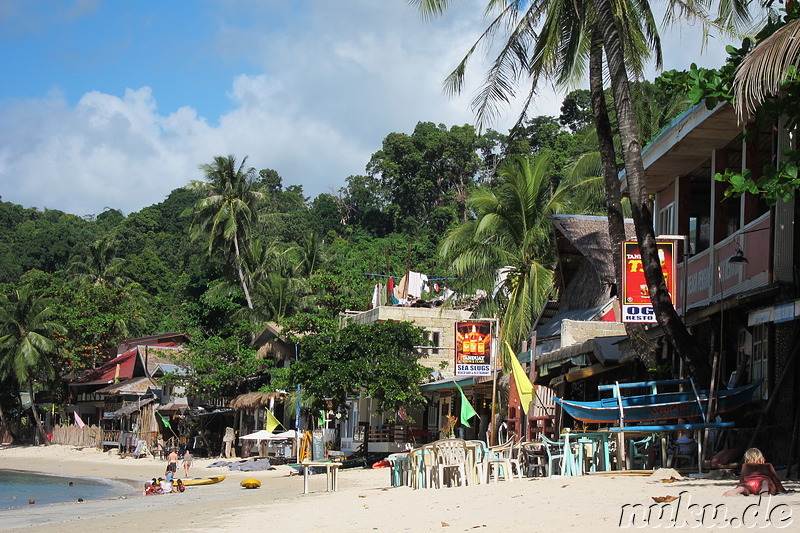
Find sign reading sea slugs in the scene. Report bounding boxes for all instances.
[621,241,676,323]
[455,321,492,376]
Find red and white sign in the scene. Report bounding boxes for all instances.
[621,241,676,323]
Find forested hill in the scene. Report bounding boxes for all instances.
[0,82,690,377]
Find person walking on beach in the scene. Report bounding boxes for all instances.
[182,450,194,478]
[167,448,178,474]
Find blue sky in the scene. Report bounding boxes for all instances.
[0,1,740,216]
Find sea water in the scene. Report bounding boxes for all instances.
[0,470,131,509]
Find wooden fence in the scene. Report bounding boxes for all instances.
[50,424,102,448]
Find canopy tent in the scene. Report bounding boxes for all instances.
[240,429,300,440]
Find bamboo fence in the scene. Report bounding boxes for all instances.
[51,424,102,448]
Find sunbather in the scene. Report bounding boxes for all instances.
[723,448,786,496]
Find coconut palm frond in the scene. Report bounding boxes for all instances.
[733,18,800,120]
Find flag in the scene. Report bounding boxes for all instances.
[508,341,535,415]
[156,410,172,429]
[454,381,478,428]
[265,408,284,433]
[73,411,86,429]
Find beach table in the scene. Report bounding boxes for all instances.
[301,461,341,494]
[568,431,613,473]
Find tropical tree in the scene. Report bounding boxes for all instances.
[440,153,588,350]
[0,287,65,444]
[412,0,752,383]
[732,6,799,121]
[68,237,129,287]
[184,155,264,309]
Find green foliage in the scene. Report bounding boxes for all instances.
[165,326,270,398]
[658,16,800,206]
[288,321,428,414]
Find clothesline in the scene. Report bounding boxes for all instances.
[363,273,458,280]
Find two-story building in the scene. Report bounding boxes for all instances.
[631,101,799,460]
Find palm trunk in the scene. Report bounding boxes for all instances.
[589,25,657,366]
[233,233,254,309]
[26,380,50,446]
[591,0,711,384]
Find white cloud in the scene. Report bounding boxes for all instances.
[0,1,740,216]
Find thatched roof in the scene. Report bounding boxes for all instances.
[552,215,635,282]
[229,391,286,410]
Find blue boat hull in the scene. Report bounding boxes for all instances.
[555,382,760,424]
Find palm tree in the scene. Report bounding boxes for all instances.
[69,237,128,287]
[184,155,264,309]
[440,153,587,349]
[732,14,800,120]
[0,287,65,444]
[413,0,752,383]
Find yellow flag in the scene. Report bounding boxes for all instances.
[508,341,535,415]
[265,408,284,433]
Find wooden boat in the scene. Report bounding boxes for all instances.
[181,475,226,486]
[554,380,760,424]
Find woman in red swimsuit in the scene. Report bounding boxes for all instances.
[724,448,786,496]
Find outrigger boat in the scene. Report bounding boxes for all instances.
[554,379,760,424]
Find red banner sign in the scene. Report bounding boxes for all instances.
[455,321,492,376]
[621,241,676,323]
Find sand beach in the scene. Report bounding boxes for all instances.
[1,444,799,532]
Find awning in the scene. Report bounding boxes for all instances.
[113,397,155,418]
[538,335,626,366]
[419,371,499,392]
[536,336,627,383]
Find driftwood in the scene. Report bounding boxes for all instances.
[50,424,102,448]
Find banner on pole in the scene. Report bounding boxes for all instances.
[455,320,492,376]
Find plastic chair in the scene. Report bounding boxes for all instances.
[669,439,698,470]
[468,440,489,485]
[486,440,515,482]
[522,442,548,477]
[629,435,653,470]
[410,446,436,489]
[433,439,468,488]
[540,435,567,476]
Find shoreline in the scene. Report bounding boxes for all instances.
[2,444,800,532]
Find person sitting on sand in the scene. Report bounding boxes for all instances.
[174,478,185,493]
[724,448,786,496]
[159,476,172,494]
[182,450,194,478]
[144,480,161,495]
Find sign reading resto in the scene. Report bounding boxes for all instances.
[621,241,676,323]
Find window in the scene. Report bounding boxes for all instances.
[421,329,442,355]
[658,203,675,235]
[751,324,769,400]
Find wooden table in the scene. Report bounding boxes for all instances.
[301,461,341,494]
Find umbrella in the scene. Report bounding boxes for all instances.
[240,429,300,440]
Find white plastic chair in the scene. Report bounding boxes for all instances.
[433,439,468,488]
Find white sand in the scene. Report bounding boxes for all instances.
[1,444,799,532]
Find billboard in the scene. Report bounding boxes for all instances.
[621,241,676,323]
[455,320,492,376]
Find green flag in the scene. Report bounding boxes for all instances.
[454,381,478,428]
[156,410,172,429]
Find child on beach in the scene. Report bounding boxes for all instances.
[723,448,786,496]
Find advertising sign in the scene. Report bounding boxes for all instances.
[621,241,676,323]
[455,320,492,376]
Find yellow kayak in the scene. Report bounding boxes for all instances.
[181,475,226,486]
